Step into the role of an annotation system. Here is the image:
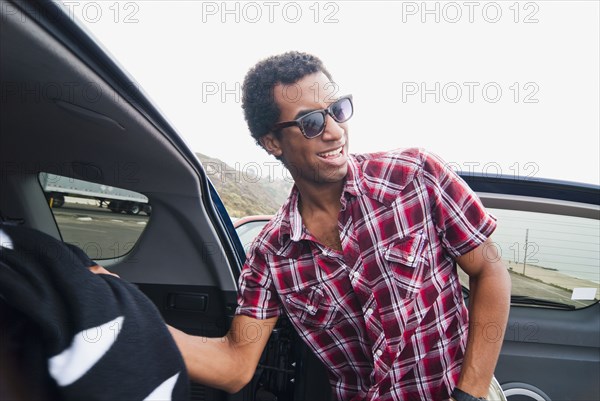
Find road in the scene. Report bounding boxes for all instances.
[53,203,148,260]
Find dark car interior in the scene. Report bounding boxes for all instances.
[1,0,235,397]
[1,1,598,401]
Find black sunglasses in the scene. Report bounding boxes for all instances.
[272,95,353,139]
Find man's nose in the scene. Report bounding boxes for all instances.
[321,114,345,141]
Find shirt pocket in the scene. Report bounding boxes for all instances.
[284,285,342,330]
[382,232,429,299]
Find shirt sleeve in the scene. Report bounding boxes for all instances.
[235,245,283,319]
[421,150,497,258]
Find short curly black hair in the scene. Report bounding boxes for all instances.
[242,51,332,145]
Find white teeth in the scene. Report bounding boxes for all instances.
[318,147,342,157]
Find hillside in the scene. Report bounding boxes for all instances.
[196,153,292,218]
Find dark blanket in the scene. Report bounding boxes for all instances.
[0,223,189,400]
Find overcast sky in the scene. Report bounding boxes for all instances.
[74,1,599,185]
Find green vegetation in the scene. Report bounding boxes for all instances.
[196,153,292,218]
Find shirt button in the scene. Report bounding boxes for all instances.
[366,308,373,316]
[352,271,360,278]
[376,350,383,357]
[407,255,415,262]
[306,305,314,312]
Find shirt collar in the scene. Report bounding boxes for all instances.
[278,155,365,246]
[273,186,305,257]
[342,155,365,203]
[287,187,304,242]
[275,150,422,254]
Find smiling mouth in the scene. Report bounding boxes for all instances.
[317,147,343,159]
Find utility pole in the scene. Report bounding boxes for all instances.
[523,228,529,276]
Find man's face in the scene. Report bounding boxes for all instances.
[263,72,350,188]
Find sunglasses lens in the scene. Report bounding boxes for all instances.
[301,112,326,138]
[331,97,353,123]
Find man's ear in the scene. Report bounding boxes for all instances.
[260,133,283,158]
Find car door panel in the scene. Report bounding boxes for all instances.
[497,304,600,400]
[464,175,600,401]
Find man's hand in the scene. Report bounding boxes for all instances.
[89,264,120,278]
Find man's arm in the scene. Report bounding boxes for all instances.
[455,236,511,398]
[168,314,278,394]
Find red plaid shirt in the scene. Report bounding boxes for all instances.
[236,148,497,401]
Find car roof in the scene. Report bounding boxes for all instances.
[233,215,274,228]
[461,172,599,206]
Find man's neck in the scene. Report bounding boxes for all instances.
[295,180,344,218]
[295,180,345,252]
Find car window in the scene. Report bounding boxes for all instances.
[39,173,151,260]
[236,220,269,254]
[460,207,599,309]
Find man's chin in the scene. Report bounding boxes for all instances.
[317,162,349,184]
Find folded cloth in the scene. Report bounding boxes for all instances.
[0,223,189,401]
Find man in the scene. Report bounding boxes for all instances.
[169,51,511,400]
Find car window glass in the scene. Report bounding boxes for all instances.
[39,173,150,260]
[460,208,599,309]
[237,220,268,254]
